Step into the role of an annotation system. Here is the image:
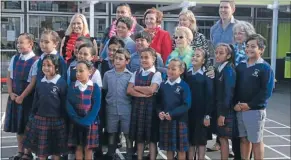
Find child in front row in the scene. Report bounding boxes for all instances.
[186,48,214,159]
[66,60,101,160]
[4,33,38,160]
[215,43,236,160]
[156,58,191,160]
[234,34,274,160]
[102,48,133,160]
[23,54,68,160]
[29,29,67,83]
[127,47,162,160]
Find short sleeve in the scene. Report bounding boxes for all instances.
[91,69,103,88]
[129,71,137,84]
[102,72,108,90]
[27,59,39,82]
[151,72,162,86]
[8,55,16,79]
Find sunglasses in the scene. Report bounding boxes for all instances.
[174,36,184,39]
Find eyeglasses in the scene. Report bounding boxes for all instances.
[174,36,184,39]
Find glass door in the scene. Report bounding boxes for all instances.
[1,14,24,91]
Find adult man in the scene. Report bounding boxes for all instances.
[99,3,144,53]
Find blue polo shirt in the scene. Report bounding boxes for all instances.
[210,16,238,47]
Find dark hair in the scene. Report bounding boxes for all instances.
[195,48,209,69]
[140,47,158,67]
[78,43,96,56]
[116,17,133,30]
[42,54,60,74]
[41,29,61,46]
[108,36,125,48]
[216,43,235,65]
[76,36,93,45]
[246,34,267,51]
[169,58,186,72]
[134,31,152,43]
[115,48,131,60]
[117,3,131,13]
[77,60,94,70]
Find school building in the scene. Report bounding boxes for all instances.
[1,0,290,87]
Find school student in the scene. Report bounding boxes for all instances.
[234,34,274,160]
[186,48,214,159]
[156,58,191,160]
[127,47,162,160]
[66,60,101,160]
[4,33,38,160]
[103,48,133,160]
[22,54,68,160]
[215,43,236,160]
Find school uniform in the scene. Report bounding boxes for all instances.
[99,58,114,79]
[29,50,67,83]
[156,77,191,152]
[186,68,214,146]
[67,80,101,149]
[103,68,132,134]
[235,58,274,143]
[23,74,68,157]
[215,62,236,138]
[4,52,38,134]
[67,60,78,85]
[129,66,162,143]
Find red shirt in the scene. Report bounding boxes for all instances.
[150,28,172,63]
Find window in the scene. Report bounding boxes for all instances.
[1,1,22,10]
[255,20,272,57]
[256,8,273,18]
[29,15,71,40]
[112,3,156,15]
[28,1,78,12]
[163,20,178,37]
[1,17,21,50]
[197,20,216,39]
[234,7,252,17]
[84,3,107,13]
[86,18,108,43]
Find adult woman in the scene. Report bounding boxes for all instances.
[233,21,256,66]
[144,8,172,63]
[178,10,209,54]
[60,13,98,64]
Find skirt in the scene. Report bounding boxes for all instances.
[23,115,68,157]
[68,121,99,149]
[4,95,32,134]
[188,117,210,146]
[217,111,235,138]
[159,120,189,152]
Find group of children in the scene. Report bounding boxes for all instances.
[4,28,274,160]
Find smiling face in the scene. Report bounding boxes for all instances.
[174,31,189,48]
[116,6,131,19]
[140,51,155,70]
[246,39,264,59]
[219,2,235,21]
[42,58,56,79]
[145,13,157,29]
[179,14,191,28]
[167,61,183,81]
[17,35,33,54]
[72,17,84,35]
[234,27,247,44]
[116,22,130,38]
[76,63,90,84]
[192,50,205,68]
[78,47,94,61]
[135,38,150,52]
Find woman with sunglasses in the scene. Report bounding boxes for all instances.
[165,26,194,70]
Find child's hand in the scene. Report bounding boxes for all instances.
[165,113,172,121]
[203,119,210,127]
[15,95,24,104]
[9,92,18,101]
[159,112,165,120]
[239,103,250,111]
[206,70,215,79]
[217,116,225,127]
[234,104,242,112]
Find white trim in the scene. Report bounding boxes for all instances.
[266,118,291,129]
[267,145,291,147]
[264,129,291,142]
[264,157,291,159]
[1,0,24,12]
[265,127,290,129]
[116,149,125,160]
[264,145,290,159]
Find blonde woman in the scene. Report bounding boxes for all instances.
[60,13,98,64]
[166,26,194,69]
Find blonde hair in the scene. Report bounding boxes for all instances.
[65,13,89,36]
[175,26,194,43]
[179,10,198,32]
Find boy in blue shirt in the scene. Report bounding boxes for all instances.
[234,34,274,160]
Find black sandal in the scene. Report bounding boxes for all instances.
[19,153,33,160]
[9,152,23,160]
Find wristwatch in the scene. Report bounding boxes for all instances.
[205,115,211,120]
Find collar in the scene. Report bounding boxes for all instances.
[218,61,229,72]
[219,16,236,25]
[141,66,156,74]
[75,80,94,87]
[19,51,35,61]
[243,57,264,67]
[114,68,131,74]
[41,74,61,84]
[188,67,204,75]
[165,77,181,86]
[40,50,58,59]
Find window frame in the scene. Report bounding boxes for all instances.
[1,0,24,12]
